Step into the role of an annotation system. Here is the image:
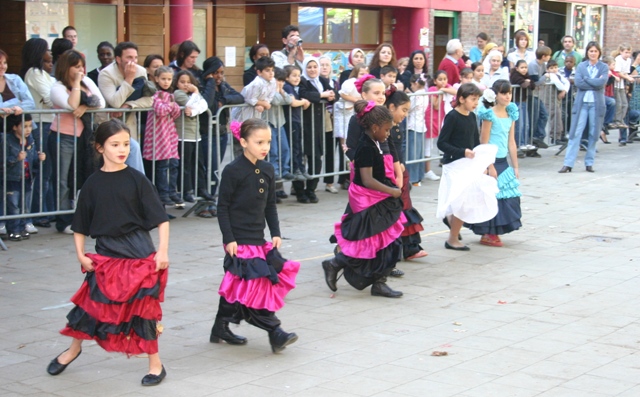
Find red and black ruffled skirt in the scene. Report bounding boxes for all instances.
[60,252,167,356]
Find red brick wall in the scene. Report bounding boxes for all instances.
[603,6,640,56]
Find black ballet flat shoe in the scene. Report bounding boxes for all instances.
[141,365,166,386]
[371,281,403,298]
[444,241,470,251]
[47,349,81,376]
[442,217,462,241]
[586,166,595,173]
[389,268,405,277]
[558,166,572,173]
[210,318,247,345]
[269,327,298,353]
[599,132,611,144]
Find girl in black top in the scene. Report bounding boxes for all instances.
[47,119,170,386]
[436,83,487,251]
[322,101,404,298]
[211,118,299,353]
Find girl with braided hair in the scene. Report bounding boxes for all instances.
[322,101,404,298]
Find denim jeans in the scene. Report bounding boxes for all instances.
[30,122,53,219]
[604,96,616,125]
[406,130,425,183]
[6,181,32,234]
[514,102,530,146]
[287,122,303,173]
[154,158,179,199]
[528,96,549,140]
[48,132,75,231]
[564,103,598,167]
[269,124,291,177]
[198,130,228,196]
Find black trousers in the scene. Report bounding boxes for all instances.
[323,133,348,184]
[215,296,281,332]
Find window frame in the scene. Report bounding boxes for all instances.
[298,5,382,50]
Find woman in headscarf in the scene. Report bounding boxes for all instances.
[339,48,366,87]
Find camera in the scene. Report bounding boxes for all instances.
[297,39,303,47]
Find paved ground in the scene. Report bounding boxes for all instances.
[1,136,640,397]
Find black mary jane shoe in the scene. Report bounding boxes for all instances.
[321,259,343,292]
[585,166,595,173]
[141,365,166,386]
[47,349,82,376]
[444,241,470,251]
[558,166,572,173]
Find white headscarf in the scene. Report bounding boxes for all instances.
[483,50,504,73]
[318,55,335,88]
[302,57,323,93]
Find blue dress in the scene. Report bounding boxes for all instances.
[466,103,522,235]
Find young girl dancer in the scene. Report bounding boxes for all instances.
[437,83,499,250]
[142,66,183,208]
[47,119,170,386]
[211,118,299,353]
[406,73,428,185]
[466,80,522,247]
[385,89,428,261]
[323,101,404,298]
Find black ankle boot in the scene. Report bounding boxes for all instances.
[371,278,403,298]
[321,259,343,292]
[210,318,247,345]
[268,327,298,353]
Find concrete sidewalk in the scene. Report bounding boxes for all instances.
[1,138,640,396]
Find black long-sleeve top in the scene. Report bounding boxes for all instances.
[217,155,280,245]
[345,115,399,163]
[437,109,480,165]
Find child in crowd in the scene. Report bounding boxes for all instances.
[437,83,498,251]
[471,62,487,91]
[510,60,533,156]
[386,90,428,261]
[264,67,294,181]
[380,65,400,90]
[613,44,635,145]
[47,119,170,386]
[424,70,456,181]
[458,68,474,86]
[196,56,244,217]
[602,56,619,143]
[322,101,404,298]
[528,46,552,151]
[542,60,570,144]
[211,118,299,353]
[1,114,45,241]
[283,65,311,181]
[466,81,522,247]
[561,55,576,139]
[397,57,409,76]
[173,70,208,203]
[407,73,428,185]
[142,66,183,208]
[232,56,276,122]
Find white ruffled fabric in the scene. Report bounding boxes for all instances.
[436,144,500,223]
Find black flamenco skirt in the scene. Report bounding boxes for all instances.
[465,158,522,236]
[60,229,167,356]
[333,183,405,290]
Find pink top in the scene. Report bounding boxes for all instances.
[143,91,181,161]
[50,78,105,136]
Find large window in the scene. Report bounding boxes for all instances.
[299,7,379,46]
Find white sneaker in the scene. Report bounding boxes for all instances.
[25,223,38,234]
[526,144,537,150]
[424,170,441,181]
[0,223,6,237]
[62,225,74,235]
